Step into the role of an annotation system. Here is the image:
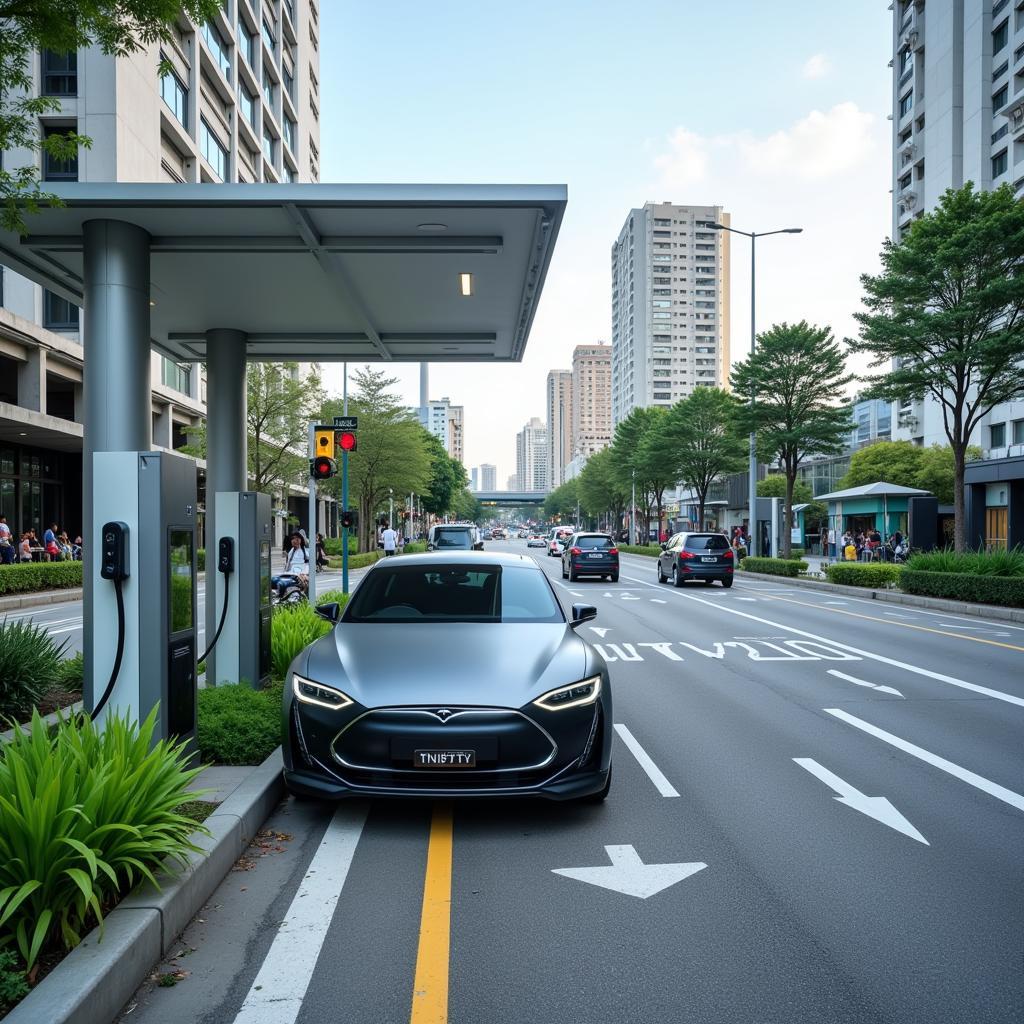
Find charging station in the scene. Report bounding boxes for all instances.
[753,496,785,558]
[209,492,273,688]
[89,450,198,748]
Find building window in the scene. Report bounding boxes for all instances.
[238,80,256,127]
[993,85,1008,111]
[201,20,231,78]
[899,48,912,75]
[261,17,276,52]
[993,148,1008,177]
[262,125,275,163]
[899,91,913,117]
[993,19,1009,55]
[41,126,77,181]
[200,119,227,180]
[262,65,275,107]
[43,290,79,330]
[159,61,188,128]
[283,115,296,152]
[283,64,294,100]
[283,164,297,183]
[41,49,77,96]
[990,422,1006,448]
[238,17,255,68]
[161,357,191,394]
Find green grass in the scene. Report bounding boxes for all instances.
[905,547,1024,577]
[175,800,218,825]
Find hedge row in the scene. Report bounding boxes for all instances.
[900,569,1024,608]
[617,544,662,557]
[740,557,809,578]
[824,563,903,588]
[0,561,82,595]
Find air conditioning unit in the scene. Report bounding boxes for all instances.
[1010,102,1024,136]
[898,190,918,212]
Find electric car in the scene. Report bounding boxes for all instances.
[281,552,613,801]
[657,531,735,587]
[561,533,619,582]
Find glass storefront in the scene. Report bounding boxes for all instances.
[0,443,81,541]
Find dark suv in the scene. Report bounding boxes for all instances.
[562,533,619,582]
[657,532,734,587]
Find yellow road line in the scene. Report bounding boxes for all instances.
[410,802,454,1024]
[760,593,1024,653]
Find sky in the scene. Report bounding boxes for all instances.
[318,1,894,485]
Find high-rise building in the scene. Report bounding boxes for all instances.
[889,0,1024,452]
[507,474,519,491]
[571,341,612,459]
[545,369,572,488]
[479,464,497,491]
[515,417,548,492]
[424,396,465,463]
[610,202,731,425]
[0,3,321,543]
[470,467,479,491]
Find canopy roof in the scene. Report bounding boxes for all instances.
[815,481,932,501]
[0,182,566,363]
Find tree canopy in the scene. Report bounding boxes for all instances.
[543,478,578,521]
[849,183,1024,550]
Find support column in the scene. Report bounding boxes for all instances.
[204,329,248,683]
[17,346,46,412]
[82,219,152,710]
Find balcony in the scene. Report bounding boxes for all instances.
[994,92,1024,138]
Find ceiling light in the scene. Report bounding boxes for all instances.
[149,300,157,307]
[459,272,473,297]
[418,223,447,231]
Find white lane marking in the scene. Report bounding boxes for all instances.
[569,591,584,597]
[619,573,1024,708]
[827,669,904,698]
[825,601,847,606]
[650,599,667,604]
[937,623,1011,636]
[736,597,757,602]
[552,845,705,899]
[594,643,643,662]
[613,723,680,797]
[793,758,928,844]
[884,612,911,619]
[621,594,640,601]
[47,625,85,635]
[638,642,684,661]
[232,802,369,1024]
[589,626,611,638]
[823,709,1024,814]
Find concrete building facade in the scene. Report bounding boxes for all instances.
[545,369,572,489]
[515,417,548,492]
[1,0,322,544]
[479,463,497,492]
[424,397,465,465]
[571,341,612,459]
[610,202,731,426]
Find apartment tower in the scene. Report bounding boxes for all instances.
[479,464,497,492]
[610,202,731,425]
[571,341,612,459]
[515,417,548,492]
[545,369,573,488]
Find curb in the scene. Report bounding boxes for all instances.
[0,587,83,613]
[4,748,285,1024]
[0,701,84,745]
[737,570,1024,624]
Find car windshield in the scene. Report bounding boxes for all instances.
[684,535,729,551]
[576,536,614,550]
[344,564,564,623]
[434,529,473,548]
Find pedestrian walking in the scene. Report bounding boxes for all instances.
[0,515,13,565]
[381,525,398,556]
[315,532,327,571]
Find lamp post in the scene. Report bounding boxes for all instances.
[710,222,802,557]
[630,468,636,547]
[389,487,393,530]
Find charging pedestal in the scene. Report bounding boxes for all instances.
[210,492,272,688]
[89,451,198,749]
[753,496,785,558]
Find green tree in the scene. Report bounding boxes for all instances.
[658,387,746,528]
[610,407,671,539]
[1,0,220,233]
[543,478,578,521]
[731,321,854,558]
[838,440,924,492]
[450,488,482,524]
[849,183,1024,551]
[576,447,628,529]
[420,432,468,518]
[914,443,983,506]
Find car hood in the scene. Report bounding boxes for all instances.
[301,623,588,708]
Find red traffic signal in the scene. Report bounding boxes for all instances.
[311,455,336,480]
[337,431,357,452]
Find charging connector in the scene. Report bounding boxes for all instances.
[198,537,233,666]
[91,522,129,721]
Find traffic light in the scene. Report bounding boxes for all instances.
[314,428,334,458]
[337,431,357,453]
[311,455,336,480]
[340,509,356,530]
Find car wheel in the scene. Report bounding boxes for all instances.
[610,573,619,583]
[672,565,684,588]
[569,568,577,582]
[580,764,612,804]
[721,577,734,588]
[657,561,667,584]
[562,563,568,579]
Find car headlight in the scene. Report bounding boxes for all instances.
[533,675,602,711]
[292,674,354,711]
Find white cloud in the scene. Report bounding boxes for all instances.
[802,53,832,79]
[652,127,710,189]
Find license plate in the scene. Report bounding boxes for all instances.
[701,556,718,563]
[588,553,604,559]
[414,749,476,768]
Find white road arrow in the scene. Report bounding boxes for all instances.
[589,626,611,638]
[793,758,928,845]
[552,845,707,899]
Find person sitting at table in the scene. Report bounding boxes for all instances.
[19,532,32,562]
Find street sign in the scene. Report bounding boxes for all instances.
[333,416,358,430]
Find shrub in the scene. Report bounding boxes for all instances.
[790,547,805,558]
[900,570,1024,608]
[271,604,331,680]
[825,563,903,588]
[196,682,283,765]
[0,619,68,718]
[740,557,809,578]
[0,950,28,1012]
[617,544,661,557]
[56,652,84,692]
[0,709,205,971]
[905,547,1024,577]
[0,562,82,595]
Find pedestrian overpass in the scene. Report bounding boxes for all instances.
[476,490,549,506]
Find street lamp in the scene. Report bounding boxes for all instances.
[630,468,636,547]
[710,222,802,557]
[389,487,393,530]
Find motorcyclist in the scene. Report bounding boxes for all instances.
[283,532,310,591]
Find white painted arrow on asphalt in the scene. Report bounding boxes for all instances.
[828,669,904,698]
[589,626,611,638]
[552,845,707,899]
[793,758,928,844]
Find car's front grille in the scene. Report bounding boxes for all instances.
[330,707,557,776]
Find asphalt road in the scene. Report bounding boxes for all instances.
[117,541,1024,1024]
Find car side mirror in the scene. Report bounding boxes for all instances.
[660,542,668,550]
[570,603,597,627]
[315,602,341,624]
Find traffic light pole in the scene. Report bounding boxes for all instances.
[307,422,317,604]
[341,364,349,595]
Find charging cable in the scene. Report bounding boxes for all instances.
[90,576,125,722]
[197,537,234,665]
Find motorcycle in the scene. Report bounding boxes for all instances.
[271,572,307,606]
